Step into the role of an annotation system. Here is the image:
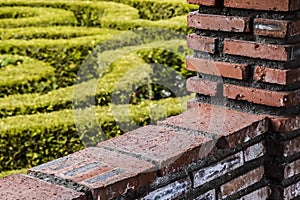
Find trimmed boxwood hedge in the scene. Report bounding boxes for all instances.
[0,55,55,97]
[0,6,76,28]
[0,40,190,117]
[0,96,190,171]
[0,168,27,178]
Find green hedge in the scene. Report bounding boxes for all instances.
[0,6,76,28]
[0,168,27,178]
[0,96,190,171]
[0,40,189,117]
[0,55,55,97]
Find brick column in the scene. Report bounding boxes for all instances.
[183,0,300,199]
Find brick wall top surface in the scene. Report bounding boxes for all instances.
[0,174,86,200]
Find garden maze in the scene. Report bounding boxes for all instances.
[0,0,197,176]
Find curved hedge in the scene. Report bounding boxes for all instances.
[0,40,190,117]
[0,55,55,97]
[0,96,190,171]
[0,6,76,28]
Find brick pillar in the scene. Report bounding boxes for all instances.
[184,0,300,199]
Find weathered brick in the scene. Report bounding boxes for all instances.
[284,181,300,199]
[159,103,268,149]
[284,159,300,179]
[254,18,300,38]
[29,147,157,200]
[186,56,249,80]
[187,33,217,54]
[224,0,300,11]
[188,12,250,32]
[141,178,191,200]
[98,125,212,176]
[254,66,300,85]
[186,76,219,96]
[224,84,300,107]
[193,152,244,188]
[244,141,266,162]
[224,39,300,61]
[220,166,265,199]
[187,0,223,7]
[195,189,216,200]
[270,115,300,132]
[239,186,271,200]
[283,135,300,157]
[0,174,86,200]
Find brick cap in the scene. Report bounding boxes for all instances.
[159,103,268,149]
[0,174,86,200]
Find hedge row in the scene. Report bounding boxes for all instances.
[0,39,190,117]
[0,0,194,31]
[0,6,76,28]
[0,55,55,97]
[0,168,27,178]
[0,96,190,171]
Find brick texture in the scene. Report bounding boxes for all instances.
[284,159,300,178]
[244,142,265,162]
[220,166,265,198]
[270,115,300,132]
[224,0,300,11]
[98,125,212,175]
[224,39,300,61]
[186,77,219,96]
[0,174,86,200]
[224,84,300,107]
[254,66,300,85]
[186,56,249,80]
[284,181,300,199]
[188,12,250,32]
[240,186,271,200]
[29,147,157,200]
[254,18,300,38]
[187,33,217,54]
[283,135,300,157]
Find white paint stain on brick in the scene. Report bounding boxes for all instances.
[254,24,281,31]
[240,186,271,200]
[284,181,300,199]
[195,189,215,200]
[142,179,191,200]
[193,152,243,188]
[284,159,300,179]
[244,142,265,162]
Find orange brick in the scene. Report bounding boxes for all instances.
[224,84,300,107]
[186,76,219,96]
[224,39,299,61]
[254,66,300,85]
[224,0,300,11]
[186,56,249,80]
[188,12,250,32]
[269,115,300,132]
[187,34,217,54]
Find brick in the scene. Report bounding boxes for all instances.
[141,178,191,200]
[186,56,249,80]
[159,103,268,149]
[220,166,265,199]
[284,159,300,178]
[195,189,216,200]
[254,18,300,38]
[283,135,300,157]
[284,181,300,199]
[0,174,86,200]
[193,152,244,188]
[224,39,300,61]
[29,147,157,200]
[188,12,250,32]
[244,141,266,162]
[270,115,300,132]
[224,0,300,11]
[187,33,217,54]
[254,66,300,85]
[98,125,212,176]
[187,0,223,7]
[239,186,271,200]
[186,76,219,96]
[224,84,300,107]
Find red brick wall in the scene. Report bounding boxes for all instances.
[1,1,300,199]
